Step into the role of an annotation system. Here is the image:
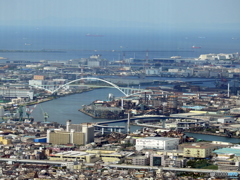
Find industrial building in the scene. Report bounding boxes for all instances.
[198,52,239,61]
[47,120,94,145]
[47,129,85,145]
[66,120,94,144]
[49,149,132,164]
[135,137,179,151]
[29,79,68,91]
[48,151,100,163]
[86,149,129,164]
[0,88,34,100]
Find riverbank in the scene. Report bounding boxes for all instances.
[24,88,94,106]
[79,108,98,118]
[184,130,240,139]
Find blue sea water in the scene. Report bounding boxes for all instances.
[0,26,239,61]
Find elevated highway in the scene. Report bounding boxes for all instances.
[0,158,238,176]
[96,115,203,124]
[95,115,206,130]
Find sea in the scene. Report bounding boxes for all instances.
[0,26,239,61]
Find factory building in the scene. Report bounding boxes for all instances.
[47,120,94,145]
[66,120,94,144]
[48,151,100,163]
[0,88,34,100]
[198,53,239,61]
[47,129,85,145]
[29,79,68,91]
[135,137,179,151]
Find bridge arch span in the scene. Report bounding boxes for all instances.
[29,85,53,94]
[52,77,128,96]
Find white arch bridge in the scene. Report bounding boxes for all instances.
[31,77,152,97]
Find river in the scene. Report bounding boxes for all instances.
[31,88,124,124]
[31,88,140,132]
[185,132,240,144]
[30,82,240,143]
[30,76,211,124]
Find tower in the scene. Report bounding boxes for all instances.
[228,83,230,97]
[127,112,131,134]
[66,120,71,132]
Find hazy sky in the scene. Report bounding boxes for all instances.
[1,0,240,31]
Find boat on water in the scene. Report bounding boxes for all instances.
[192,46,201,49]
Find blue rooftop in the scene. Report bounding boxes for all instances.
[214,147,240,156]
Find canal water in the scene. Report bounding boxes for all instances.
[185,132,240,144]
[31,88,124,125]
[30,84,240,143]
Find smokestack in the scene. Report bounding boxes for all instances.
[228,83,230,97]
[70,129,75,144]
[66,120,71,132]
[127,112,130,134]
[121,98,124,110]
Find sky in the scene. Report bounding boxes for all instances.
[0,0,240,31]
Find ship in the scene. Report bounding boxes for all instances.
[192,46,201,49]
[85,34,104,37]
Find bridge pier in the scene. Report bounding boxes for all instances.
[96,125,125,135]
[162,119,166,128]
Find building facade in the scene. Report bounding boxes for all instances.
[47,120,94,145]
[183,144,216,158]
[135,137,179,151]
[47,129,85,145]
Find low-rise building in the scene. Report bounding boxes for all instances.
[86,149,131,164]
[132,156,150,166]
[218,118,235,124]
[48,151,100,163]
[150,154,166,166]
[135,137,179,151]
[0,136,11,145]
[183,143,219,158]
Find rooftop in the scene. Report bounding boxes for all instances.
[140,137,179,140]
[214,147,240,156]
[51,151,88,157]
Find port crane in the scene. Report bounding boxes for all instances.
[40,104,49,122]
[18,105,23,121]
[25,104,37,119]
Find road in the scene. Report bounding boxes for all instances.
[0,158,238,175]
